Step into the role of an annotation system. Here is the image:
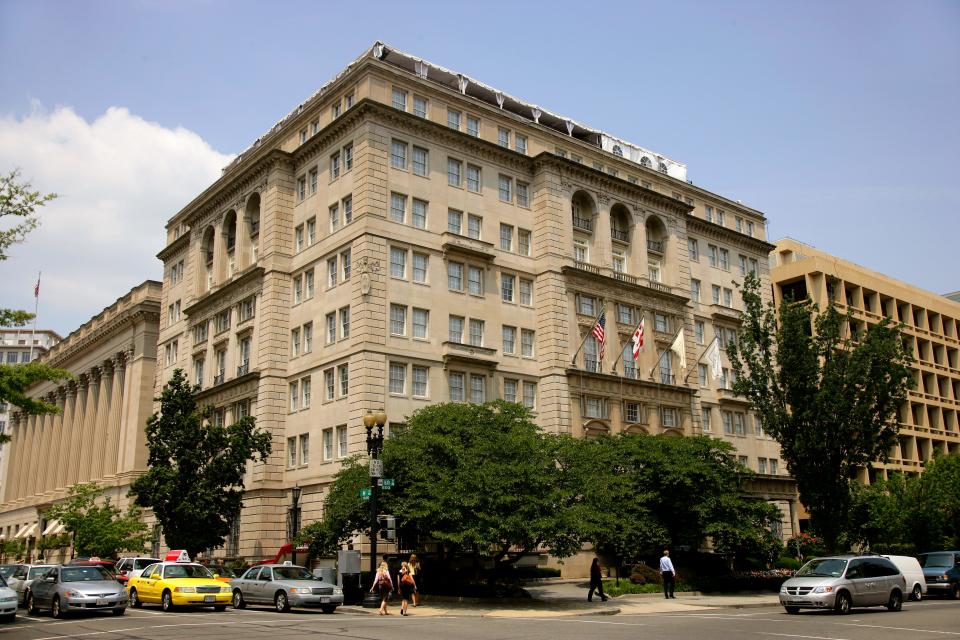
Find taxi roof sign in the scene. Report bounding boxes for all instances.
[164,549,191,563]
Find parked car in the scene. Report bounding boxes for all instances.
[917,551,960,599]
[0,565,17,581]
[7,564,57,605]
[126,561,231,612]
[779,555,905,614]
[0,574,17,622]
[883,555,926,601]
[208,565,238,583]
[26,565,127,618]
[67,557,117,576]
[230,564,343,613]
[115,557,161,586]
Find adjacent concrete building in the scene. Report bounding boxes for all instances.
[0,282,161,561]
[771,238,960,484]
[155,42,797,563]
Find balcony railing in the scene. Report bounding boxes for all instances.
[659,372,676,385]
[237,361,249,376]
[612,271,639,285]
[572,216,593,232]
[584,359,601,373]
[611,228,630,242]
[647,239,664,253]
[213,371,225,386]
[574,260,605,276]
[623,365,639,379]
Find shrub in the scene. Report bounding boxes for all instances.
[629,563,662,585]
[775,556,801,571]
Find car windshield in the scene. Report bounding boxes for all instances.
[213,567,237,578]
[134,559,161,570]
[919,553,954,568]
[62,567,112,582]
[28,567,54,580]
[0,566,16,580]
[796,558,848,578]
[273,567,317,581]
[163,564,213,579]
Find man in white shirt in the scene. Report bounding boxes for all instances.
[659,549,676,599]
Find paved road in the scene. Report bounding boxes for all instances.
[0,600,956,640]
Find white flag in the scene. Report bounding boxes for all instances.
[705,338,722,380]
[670,330,686,372]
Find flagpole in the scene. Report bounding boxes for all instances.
[683,336,720,383]
[611,314,644,373]
[570,303,605,367]
[648,327,683,381]
[29,271,40,362]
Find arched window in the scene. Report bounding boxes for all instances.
[658,162,668,174]
[571,190,596,233]
[245,193,261,266]
[201,226,216,292]
[640,156,651,168]
[223,211,237,277]
[612,145,623,157]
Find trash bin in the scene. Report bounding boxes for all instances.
[340,573,363,605]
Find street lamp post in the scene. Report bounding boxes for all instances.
[363,409,387,605]
[289,484,302,566]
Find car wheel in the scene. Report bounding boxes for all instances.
[214,605,227,612]
[887,590,902,612]
[321,605,337,614]
[51,596,63,619]
[834,591,851,615]
[161,591,174,612]
[784,606,799,614]
[951,583,960,600]
[129,588,142,608]
[26,593,38,616]
[911,584,922,601]
[274,591,290,613]
[232,590,246,609]
[112,608,125,616]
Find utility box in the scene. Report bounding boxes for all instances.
[338,550,363,604]
[338,550,361,575]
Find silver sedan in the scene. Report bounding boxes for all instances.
[26,565,127,618]
[230,564,343,613]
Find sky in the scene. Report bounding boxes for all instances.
[0,0,958,335]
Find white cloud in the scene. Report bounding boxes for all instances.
[0,104,232,334]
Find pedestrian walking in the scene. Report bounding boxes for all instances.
[587,558,608,602]
[409,553,422,606]
[398,561,416,615]
[660,549,676,599]
[370,561,394,615]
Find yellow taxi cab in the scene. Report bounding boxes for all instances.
[126,551,231,612]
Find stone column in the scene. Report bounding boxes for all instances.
[77,368,102,482]
[630,210,648,277]
[66,377,90,486]
[54,385,76,490]
[107,352,129,475]
[35,401,55,495]
[90,361,114,480]
[47,389,67,491]
[213,214,227,285]
[5,413,24,502]
[593,193,612,270]
[19,413,39,498]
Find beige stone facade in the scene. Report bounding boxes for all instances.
[156,42,797,562]
[0,281,161,561]
[771,239,960,484]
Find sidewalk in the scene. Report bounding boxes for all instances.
[342,581,781,618]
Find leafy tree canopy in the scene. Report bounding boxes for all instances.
[130,369,272,557]
[0,168,57,261]
[47,482,149,558]
[729,274,912,552]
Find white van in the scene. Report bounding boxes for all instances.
[883,555,926,601]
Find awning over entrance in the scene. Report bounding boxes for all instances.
[14,523,38,539]
[42,519,66,536]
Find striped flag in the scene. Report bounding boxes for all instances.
[592,310,606,360]
[631,318,645,360]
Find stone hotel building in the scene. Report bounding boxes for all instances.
[156,42,797,561]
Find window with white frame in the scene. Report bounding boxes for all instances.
[339,306,350,338]
[712,285,721,304]
[324,368,335,400]
[330,152,340,179]
[502,325,516,354]
[447,108,461,130]
[329,203,339,232]
[412,366,428,397]
[688,237,699,261]
[722,410,734,434]
[498,128,510,148]
[708,244,718,267]
[515,134,527,155]
[293,276,303,305]
[391,139,408,169]
[500,224,513,251]
[342,195,352,224]
[522,381,536,409]
[412,308,428,338]
[661,407,678,428]
[447,158,462,187]
[466,164,481,192]
[291,328,300,358]
[413,95,428,118]
[501,273,515,302]
[390,247,406,278]
[468,319,484,346]
[412,146,428,177]
[338,364,349,396]
[344,143,353,171]
[498,174,512,202]
[412,253,428,283]
[389,362,406,394]
[612,250,626,273]
[698,364,707,387]
[448,262,463,290]
[467,214,482,239]
[521,329,535,357]
[341,249,351,280]
[327,256,338,287]
[470,374,485,403]
[519,278,533,305]
[702,407,712,432]
[516,181,529,207]
[467,265,483,295]
[695,320,705,345]
[504,378,518,402]
[302,376,311,408]
[467,115,480,137]
[625,401,640,423]
[337,424,348,457]
[323,428,333,460]
[449,371,465,401]
[392,87,407,111]
[326,312,336,343]
[390,304,407,336]
[518,229,531,256]
[448,208,462,234]
[449,315,464,343]
[412,199,427,229]
[577,293,596,316]
[294,225,304,252]
[724,288,733,307]
[303,322,313,353]
[583,395,605,418]
[390,192,406,222]
[691,279,701,302]
[719,248,730,270]
[287,436,297,467]
[289,381,299,411]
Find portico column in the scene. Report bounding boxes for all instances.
[6,413,24,501]
[90,361,113,480]
[104,353,127,476]
[36,402,55,495]
[53,385,76,490]
[630,210,648,277]
[66,377,90,485]
[20,414,39,497]
[593,194,613,270]
[48,390,67,491]
[77,368,101,482]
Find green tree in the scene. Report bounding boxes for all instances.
[47,482,149,558]
[296,460,369,558]
[0,169,67,443]
[130,369,272,557]
[729,274,912,552]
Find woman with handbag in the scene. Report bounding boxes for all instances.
[370,561,394,615]
[398,561,416,616]
[409,553,421,606]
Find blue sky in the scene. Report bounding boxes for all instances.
[1,0,958,333]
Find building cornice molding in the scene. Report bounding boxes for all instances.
[42,302,160,369]
[183,266,265,320]
[561,265,691,310]
[156,233,190,262]
[687,217,776,253]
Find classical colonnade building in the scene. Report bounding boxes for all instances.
[0,282,160,561]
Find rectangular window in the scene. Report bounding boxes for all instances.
[412,366,428,397]
[389,362,406,395]
[291,328,301,357]
[749,258,759,276]
[287,436,297,467]
[326,313,336,343]
[522,381,536,409]
[717,209,725,226]
[164,340,178,366]
[470,374,486,403]
[515,134,527,155]
[328,256,338,287]
[322,428,333,460]
[734,413,746,435]
[447,157,462,187]
[698,364,708,387]
[695,320,705,345]
[294,225,304,252]
[303,322,313,353]
[617,303,634,325]
[504,378,518,403]
[501,273,515,302]
[289,381,299,411]
[625,402,640,423]
[392,87,407,111]
[449,372,465,402]
[574,239,588,263]
[712,285,721,304]
[330,152,341,179]
[747,220,755,237]
[498,127,510,148]
[770,459,778,474]
[412,146,428,177]
[468,265,483,295]
[521,329,535,357]
[724,288,733,307]
[661,407,677,428]
[738,254,748,276]
[736,217,743,233]
[466,164,481,192]
[518,229,531,256]
[391,139,408,170]
[412,198,427,229]
[723,411,733,435]
[342,195,352,224]
[306,217,316,246]
[390,247,407,278]
[448,262,463,290]
[341,249,351,280]
[691,279,701,302]
[413,95,428,118]
[758,458,767,474]
[516,181,529,207]
[688,238,699,261]
[343,143,353,171]
[309,168,318,194]
[467,214,482,239]
[297,177,306,201]
[195,321,210,344]
[502,326,516,354]
[390,303,407,336]
[324,368,335,400]
[705,205,714,223]
[331,102,341,119]
[469,318,484,346]
[448,315,464,343]
[583,396,605,418]
[305,269,315,298]
[577,293,596,316]
[390,191,406,223]
[467,115,480,137]
[302,377,312,408]
[702,408,712,432]
[447,108,461,130]
[612,250,625,273]
[719,248,730,270]
[500,224,513,251]
[708,244,718,267]
[654,313,668,333]
[413,308,429,338]
[339,306,350,339]
[447,208,462,234]
[412,252,428,283]
[498,174,512,202]
[519,278,533,305]
[338,364,349,396]
[337,424,347,457]
[329,204,339,231]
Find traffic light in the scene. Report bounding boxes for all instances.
[378,515,396,541]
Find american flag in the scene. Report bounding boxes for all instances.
[592,310,606,360]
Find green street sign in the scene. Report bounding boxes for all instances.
[359,488,372,499]
[380,478,395,489]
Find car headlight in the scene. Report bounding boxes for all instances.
[943,574,950,580]
[812,586,834,594]
[63,590,82,598]
[288,587,312,594]
[174,587,196,593]
[0,596,16,603]
[779,586,787,593]
[333,588,343,595]
[220,586,231,593]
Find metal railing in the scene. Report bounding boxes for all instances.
[213,372,225,385]
[572,216,593,232]
[611,229,629,242]
[237,361,249,376]
[647,239,664,253]
[584,359,601,373]
[623,365,639,379]
[659,372,676,385]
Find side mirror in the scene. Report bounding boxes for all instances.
[44,576,55,582]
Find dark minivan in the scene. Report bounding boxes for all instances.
[917,551,960,599]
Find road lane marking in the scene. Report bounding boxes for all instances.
[836,622,960,636]
[756,634,849,640]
